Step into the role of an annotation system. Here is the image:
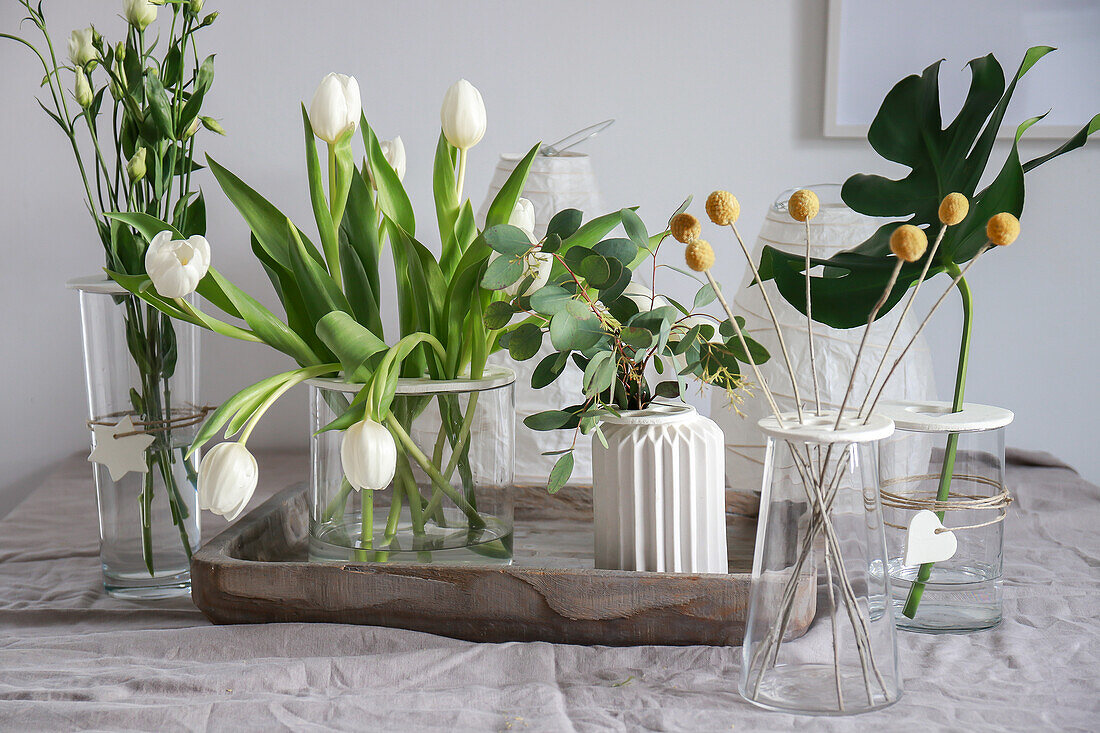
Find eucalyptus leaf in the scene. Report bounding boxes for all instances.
[547,452,574,494]
[507,322,543,361]
[546,208,582,240]
[483,300,515,330]
[482,254,525,291]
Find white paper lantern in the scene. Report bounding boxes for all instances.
[478,152,605,485]
[710,184,938,492]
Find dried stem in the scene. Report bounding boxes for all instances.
[863,244,992,422]
[729,221,804,423]
[833,259,904,430]
[704,270,786,428]
[858,224,948,419]
[805,220,822,416]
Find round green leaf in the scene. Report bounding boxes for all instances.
[483,300,515,330]
[549,301,603,351]
[546,209,583,240]
[580,254,611,287]
[620,326,654,350]
[508,322,544,361]
[484,224,534,255]
[529,284,574,316]
[482,255,524,291]
[532,351,569,389]
[593,237,638,265]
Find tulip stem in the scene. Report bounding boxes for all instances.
[384,415,484,529]
[326,143,343,284]
[456,148,468,202]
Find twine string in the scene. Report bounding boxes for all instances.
[87,405,216,438]
[880,479,1012,533]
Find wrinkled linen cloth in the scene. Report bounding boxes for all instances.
[0,450,1096,732]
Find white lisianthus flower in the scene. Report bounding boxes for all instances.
[308,73,361,144]
[341,419,398,492]
[198,442,258,521]
[440,79,486,151]
[68,27,95,67]
[122,0,159,31]
[144,230,211,298]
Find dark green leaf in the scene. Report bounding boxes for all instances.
[593,237,638,265]
[483,300,515,330]
[525,410,576,431]
[507,322,543,361]
[546,209,582,239]
[482,254,525,291]
[529,284,574,316]
[579,254,611,287]
[547,452,574,494]
[484,224,533,256]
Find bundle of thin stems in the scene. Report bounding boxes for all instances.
[679,189,1018,708]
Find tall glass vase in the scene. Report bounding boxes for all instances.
[71,276,201,599]
[741,413,900,715]
[308,368,515,565]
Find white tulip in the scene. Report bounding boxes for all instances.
[144,230,211,298]
[308,72,361,145]
[122,0,158,31]
[368,136,405,189]
[198,442,258,521]
[440,79,486,151]
[68,28,95,67]
[509,197,536,237]
[381,136,406,182]
[341,419,398,492]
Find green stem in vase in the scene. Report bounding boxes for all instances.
[354,488,374,562]
[904,266,972,618]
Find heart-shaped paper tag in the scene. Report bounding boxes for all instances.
[904,509,958,567]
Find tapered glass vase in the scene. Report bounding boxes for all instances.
[71,276,201,600]
[741,413,900,715]
[308,368,515,565]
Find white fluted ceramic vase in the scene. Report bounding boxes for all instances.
[592,403,727,574]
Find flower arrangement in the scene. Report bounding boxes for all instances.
[3,0,223,575]
[758,47,1098,618]
[485,201,770,491]
[106,73,637,560]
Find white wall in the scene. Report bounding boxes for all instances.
[1,0,1096,517]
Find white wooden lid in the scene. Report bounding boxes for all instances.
[757,412,894,445]
[876,400,1014,433]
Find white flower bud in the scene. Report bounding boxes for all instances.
[123,0,158,31]
[341,419,397,492]
[74,67,93,108]
[440,79,486,151]
[197,442,258,521]
[126,147,147,181]
[308,72,361,145]
[68,27,95,67]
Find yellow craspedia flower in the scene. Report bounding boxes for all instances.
[938,192,969,226]
[889,224,928,262]
[685,239,715,272]
[986,213,1020,246]
[787,189,819,222]
[670,212,701,244]
[705,190,740,226]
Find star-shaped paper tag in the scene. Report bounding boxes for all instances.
[88,415,155,482]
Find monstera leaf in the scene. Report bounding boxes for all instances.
[760,47,1100,329]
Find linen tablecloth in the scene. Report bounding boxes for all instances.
[0,449,1097,731]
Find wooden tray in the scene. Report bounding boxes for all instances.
[191,483,815,646]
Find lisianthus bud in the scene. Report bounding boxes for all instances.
[787,189,820,222]
[183,116,200,140]
[670,212,701,244]
[986,213,1020,246]
[309,72,361,144]
[440,79,486,151]
[68,27,95,67]
[126,148,147,181]
[115,41,126,62]
[198,442,258,521]
[122,0,158,31]
[889,224,928,262]
[200,116,226,135]
[189,0,205,13]
[74,68,93,108]
[200,11,218,27]
[341,419,398,492]
[144,230,211,298]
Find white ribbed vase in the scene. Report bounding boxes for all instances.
[592,403,727,574]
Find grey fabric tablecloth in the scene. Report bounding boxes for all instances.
[0,449,1097,732]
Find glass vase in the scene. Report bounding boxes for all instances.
[877,401,1013,633]
[71,276,201,599]
[308,368,515,565]
[741,413,900,715]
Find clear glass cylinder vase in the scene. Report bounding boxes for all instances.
[308,368,515,565]
[741,413,900,715]
[71,276,201,599]
[877,401,1012,633]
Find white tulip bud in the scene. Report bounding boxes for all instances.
[308,72,361,145]
[509,197,536,236]
[340,419,397,492]
[126,147,147,181]
[68,27,96,67]
[123,0,159,31]
[198,442,258,521]
[144,230,211,298]
[440,79,486,151]
[74,67,93,109]
[381,136,406,182]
